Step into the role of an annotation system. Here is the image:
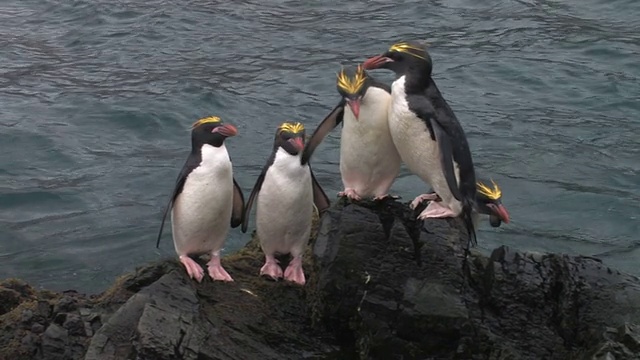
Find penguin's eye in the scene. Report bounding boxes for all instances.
[389,52,402,61]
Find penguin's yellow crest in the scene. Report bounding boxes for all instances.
[388,41,428,60]
[192,116,221,128]
[476,179,502,200]
[336,65,367,94]
[278,121,305,134]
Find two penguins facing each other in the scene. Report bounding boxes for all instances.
[156,116,330,286]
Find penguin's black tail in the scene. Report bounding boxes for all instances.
[461,196,477,255]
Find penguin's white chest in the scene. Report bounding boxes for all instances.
[256,148,313,256]
[389,77,440,179]
[389,77,461,208]
[171,144,234,256]
[339,87,401,197]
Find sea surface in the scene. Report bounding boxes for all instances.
[1,0,638,294]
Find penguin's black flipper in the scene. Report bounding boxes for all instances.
[156,154,200,248]
[310,166,331,214]
[431,120,463,202]
[231,178,245,228]
[407,96,463,202]
[301,101,345,165]
[241,166,267,233]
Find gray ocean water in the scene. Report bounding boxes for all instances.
[1,0,639,294]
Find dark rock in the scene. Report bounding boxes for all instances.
[312,200,640,359]
[41,323,69,360]
[88,314,102,334]
[54,295,77,314]
[1,199,640,360]
[63,314,86,336]
[0,287,22,315]
[619,324,640,353]
[20,332,39,356]
[84,322,93,337]
[20,309,33,327]
[31,323,45,334]
[53,312,67,325]
[37,300,52,319]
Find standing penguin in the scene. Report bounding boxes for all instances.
[301,65,401,201]
[241,122,330,285]
[363,41,478,245]
[156,116,245,283]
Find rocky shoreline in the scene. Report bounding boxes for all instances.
[1,199,640,360]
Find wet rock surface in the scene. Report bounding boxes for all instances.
[1,199,639,360]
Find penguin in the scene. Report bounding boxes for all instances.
[414,177,511,229]
[475,178,510,228]
[301,65,402,201]
[156,116,245,283]
[363,41,478,245]
[241,121,330,285]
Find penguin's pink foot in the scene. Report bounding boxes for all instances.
[338,188,361,201]
[373,194,400,201]
[410,193,440,209]
[207,256,233,282]
[260,255,283,280]
[179,255,205,283]
[417,200,458,219]
[283,256,306,285]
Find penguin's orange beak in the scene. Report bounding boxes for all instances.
[362,55,393,70]
[488,203,510,224]
[346,99,361,120]
[212,124,238,137]
[289,137,304,151]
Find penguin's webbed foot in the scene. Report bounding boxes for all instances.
[373,194,401,201]
[417,200,458,219]
[410,193,440,210]
[338,188,361,201]
[207,255,234,282]
[179,255,205,283]
[260,255,283,280]
[283,256,305,285]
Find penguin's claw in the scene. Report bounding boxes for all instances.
[260,255,283,280]
[283,256,305,285]
[417,200,458,219]
[207,256,234,282]
[410,193,440,209]
[338,188,361,201]
[179,255,205,283]
[373,194,400,201]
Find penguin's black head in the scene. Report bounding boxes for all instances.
[362,41,432,76]
[274,121,305,156]
[336,65,370,120]
[191,116,238,148]
[475,179,510,227]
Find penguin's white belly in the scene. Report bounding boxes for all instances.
[256,149,313,257]
[171,145,233,256]
[390,77,461,210]
[340,87,401,197]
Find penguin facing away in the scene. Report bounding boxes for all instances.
[415,177,511,229]
[363,41,478,245]
[156,116,245,283]
[301,65,402,201]
[242,121,330,285]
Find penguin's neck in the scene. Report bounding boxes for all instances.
[198,143,229,168]
[270,147,306,175]
[401,69,433,94]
